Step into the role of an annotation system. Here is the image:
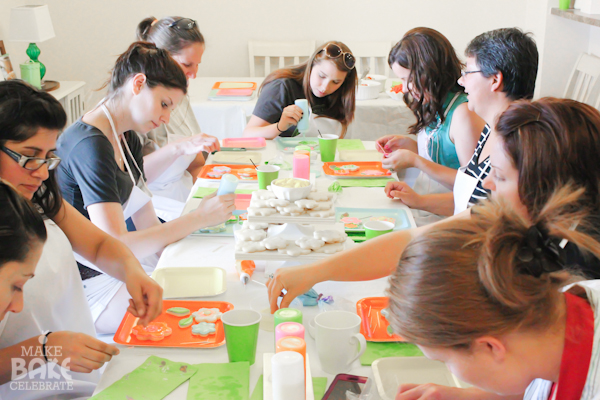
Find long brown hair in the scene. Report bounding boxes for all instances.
[386,186,598,349]
[388,28,464,135]
[260,41,357,138]
[496,98,600,218]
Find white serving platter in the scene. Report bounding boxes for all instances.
[151,267,227,298]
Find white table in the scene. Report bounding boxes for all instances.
[94,141,416,399]
[188,77,416,141]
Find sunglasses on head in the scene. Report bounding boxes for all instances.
[321,43,356,70]
[169,18,197,30]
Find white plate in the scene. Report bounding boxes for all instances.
[338,150,383,162]
[151,267,227,298]
[211,151,262,165]
[263,353,314,400]
[372,357,462,400]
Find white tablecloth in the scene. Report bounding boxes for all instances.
[94,141,416,399]
[188,77,416,140]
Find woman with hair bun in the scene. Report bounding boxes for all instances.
[56,42,235,333]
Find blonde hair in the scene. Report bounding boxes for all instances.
[386,185,600,349]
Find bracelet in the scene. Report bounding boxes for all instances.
[275,121,285,133]
[42,331,53,363]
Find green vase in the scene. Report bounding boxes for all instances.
[26,43,46,80]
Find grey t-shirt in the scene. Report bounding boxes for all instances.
[56,119,145,220]
[253,78,331,137]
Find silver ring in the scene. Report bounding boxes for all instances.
[268,273,274,280]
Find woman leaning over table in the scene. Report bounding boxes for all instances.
[55,42,235,334]
[377,27,485,225]
[243,41,357,139]
[0,81,150,399]
[136,16,221,221]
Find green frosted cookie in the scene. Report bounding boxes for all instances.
[166,307,190,317]
[179,316,194,328]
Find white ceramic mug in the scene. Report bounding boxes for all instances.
[309,311,367,374]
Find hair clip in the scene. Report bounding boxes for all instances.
[516,224,564,277]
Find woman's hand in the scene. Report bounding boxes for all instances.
[377,135,417,153]
[382,149,417,171]
[193,192,236,228]
[174,133,220,155]
[277,105,303,132]
[124,268,163,326]
[267,265,315,313]
[385,181,423,209]
[46,331,119,373]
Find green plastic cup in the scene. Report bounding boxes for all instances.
[559,0,570,9]
[364,221,394,240]
[319,134,338,162]
[274,308,303,329]
[257,165,280,190]
[222,310,261,365]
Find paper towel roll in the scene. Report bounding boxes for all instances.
[271,351,305,400]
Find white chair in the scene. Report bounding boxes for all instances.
[343,41,393,77]
[248,40,316,77]
[563,53,600,108]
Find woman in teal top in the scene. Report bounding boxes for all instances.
[377,28,484,204]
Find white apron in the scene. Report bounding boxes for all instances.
[0,220,99,400]
[453,158,491,215]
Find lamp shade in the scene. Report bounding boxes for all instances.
[9,5,55,43]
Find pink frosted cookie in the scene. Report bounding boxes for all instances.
[132,322,172,341]
[360,170,385,176]
[192,308,223,323]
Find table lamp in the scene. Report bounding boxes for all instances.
[9,5,57,90]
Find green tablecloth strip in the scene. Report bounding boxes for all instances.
[193,187,256,198]
[187,361,249,400]
[360,342,423,366]
[90,355,198,400]
[337,178,394,187]
[336,139,365,151]
[250,375,328,400]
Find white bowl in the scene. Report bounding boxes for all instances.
[270,178,312,201]
[357,80,381,100]
[386,88,404,101]
[366,74,387,92]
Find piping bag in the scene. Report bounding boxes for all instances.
[236,260,256,285]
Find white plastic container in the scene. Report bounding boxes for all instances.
[356,80,381,100]
[366,74,387,92]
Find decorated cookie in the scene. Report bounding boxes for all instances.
[295,199,318,209]
[266,198,291,208]
[236,241,267,253]
[340,216,363,229]
[333,168,350,175]
[166,307,190,317]
[278,244,311,257]
[360,169,385,176]
[192,322,217,337]
[235,228,267,242]
[369,216,396,224]
[313,201,333,211]
[213,166,231,173]
[340,164,359,171]
[238,168,258,179]
[242,221,269,230]
[262,236,289,250]
[207,171,225,178]
[192,308,223,323]
[314,229,348,244]
[307,192,334,202]
[314,242,345,254]
[308,209,336,218]
[295,237,325,250]
[250,199,270,208]
[277,204,305,216]
[253,190,277,200]
[132,322,172,341]
[247,207,278,217]
[179,316,194,328]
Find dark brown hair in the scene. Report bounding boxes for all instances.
[136,16,204,55]
[260,41,357,138]
[388,28,464,135]
[386,186,597,349]
[496,97,600,218]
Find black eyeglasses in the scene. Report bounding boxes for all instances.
[169,18,197,31]
[321,43,356,70]
[461,70,482,78]
[1,146,61,171]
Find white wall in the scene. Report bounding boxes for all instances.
[0,0,548,107]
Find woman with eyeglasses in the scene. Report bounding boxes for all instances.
[55,42,235,334]
[243,41,357,139]
[376,28,485,225]
[0,80,136,398]
[135,16,221,221]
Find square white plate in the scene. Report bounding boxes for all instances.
[211,151,262,165]
[151,267,227,298]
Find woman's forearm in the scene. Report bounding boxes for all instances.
[0,337,43,385]
[243,123,284,139]
[415,192,456,216]
[142,144,180,184]
[412,156,458,189]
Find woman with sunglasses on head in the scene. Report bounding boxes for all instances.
[56,42,235,334]
[0,81,134,398]
[243,42,357,139]
[377,28,485,225]
[136,16,221,221]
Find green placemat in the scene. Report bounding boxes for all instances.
[360,342,423,366]
[90,356,197,399]
[337,178,394,187]
[250,375,327,400]
[193,187,256,198]
[336,139,365,151]
[187,362,249,400]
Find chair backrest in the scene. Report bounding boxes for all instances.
[343,41,393,77]
[248,40,316,77]
[563,53,600,108]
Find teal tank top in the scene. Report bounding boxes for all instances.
[425,91,468,169]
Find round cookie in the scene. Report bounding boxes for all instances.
[314,229,348,244]
[192,308,223,323]
[295,199,318,209]
[262,236,289,250]
[295,237,325,250]
[235,229,267,242]
[192,322,217,336]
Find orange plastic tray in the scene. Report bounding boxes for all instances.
[198,164,258,182]
[222,137,266,149]
[356,297,404,342]
[212,81,257,91]
[323,162,393,179]
[113,300,234,348]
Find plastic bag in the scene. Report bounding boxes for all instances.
[346,377,374,400]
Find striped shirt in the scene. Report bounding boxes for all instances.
[465,125,492,207]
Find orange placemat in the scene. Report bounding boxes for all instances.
[356,297,404,342]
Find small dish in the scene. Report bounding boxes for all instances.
[357,80,381,100]
[151,267,227,298]
[270,178,312,201]
[366,74,387,92]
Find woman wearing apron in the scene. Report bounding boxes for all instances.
[0,81,155,399]
[383,28,538,217]
[243,41,357,139]
[376,28,485,225]
[136,17,221,222]
[56,42,236,334]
